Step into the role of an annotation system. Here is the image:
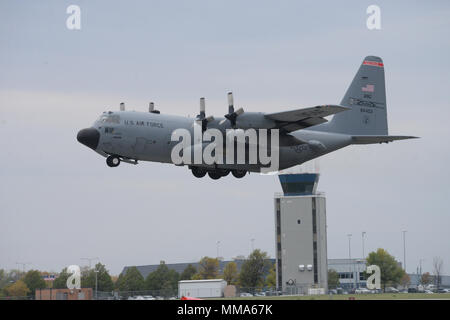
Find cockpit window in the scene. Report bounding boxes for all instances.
[98,113,120,124]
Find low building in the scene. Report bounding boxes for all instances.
[121,259,259,279]
[328,259,368,289]
[35,288,93,300]
[178,279,227,298]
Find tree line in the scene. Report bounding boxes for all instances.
[115,249,275,296]
[1,248,444,298]
[0,249,275,298]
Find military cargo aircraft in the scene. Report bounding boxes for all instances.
[77,56,416,179]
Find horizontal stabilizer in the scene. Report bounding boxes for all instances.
[351,135,419,144]
[266,105,349,122]
[265,105,350,132]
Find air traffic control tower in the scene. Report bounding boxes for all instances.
[274,174,328,294]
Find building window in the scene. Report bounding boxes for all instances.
[312,198,318,284]
[338,272,354,279]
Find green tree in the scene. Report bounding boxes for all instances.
[23,270,46,297]
[115,267,145,293]
[239,249,271,292]
[265,263,276,288]
[53,268,70,289]
[180,264,197,280]
[5,280,30,297]
[328,269,340,289]
[196,257,220,279]
[223,262,239,285]
[145,262,179,297]
[366,248,405,291]
[82,263,114,292]
[0,269,19,291]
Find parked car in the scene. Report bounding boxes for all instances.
[408,287,418,293]
[424,290,434,294]
[386,287,399,293]
[437,288,450,293]
[240,292,253,297]
[355,288,371,294]
[336,288,346,294]
[399,290,408,293]
[370,289,382,294]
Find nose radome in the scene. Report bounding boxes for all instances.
[77,127,100,150]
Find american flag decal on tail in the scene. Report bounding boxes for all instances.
[362,84,375,92]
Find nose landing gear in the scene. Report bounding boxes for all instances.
[106,155,121,167]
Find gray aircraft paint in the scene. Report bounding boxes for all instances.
[78,56,416,174]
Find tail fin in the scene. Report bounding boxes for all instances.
[326,56,388,135]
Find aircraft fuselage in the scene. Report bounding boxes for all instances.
[78,110,352,173]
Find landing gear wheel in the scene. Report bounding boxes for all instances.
[191,167,207,178]
[208,171,222,180]
[106,155,121,167]
[231,169,247,178]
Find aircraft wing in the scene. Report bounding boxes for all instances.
[351,135,419,144]
[265,105,350,132]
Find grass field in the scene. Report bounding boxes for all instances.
[218,293,450,300]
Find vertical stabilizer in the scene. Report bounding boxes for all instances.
[321,56,388,135]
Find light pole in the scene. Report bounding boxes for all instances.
[361,232,366,259]
[402,230,407,272]
[347,234,352,260]
[94,269,99,300]
[81,257,99,269]
[251,238,255,252]
[16,262,31,278]
[347,234,353,289]
[417,258,424,286]
[216,241,220,259]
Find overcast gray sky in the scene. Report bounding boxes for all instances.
[1,0,449,276]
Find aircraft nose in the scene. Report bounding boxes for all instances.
[77,127,100,150]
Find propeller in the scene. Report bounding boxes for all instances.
[219,92,244,127]
[195,97,214,132]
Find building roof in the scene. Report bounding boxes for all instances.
[179,279,227,283]
[121,259,276,279]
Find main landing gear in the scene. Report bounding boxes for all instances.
[190,167,247,180]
